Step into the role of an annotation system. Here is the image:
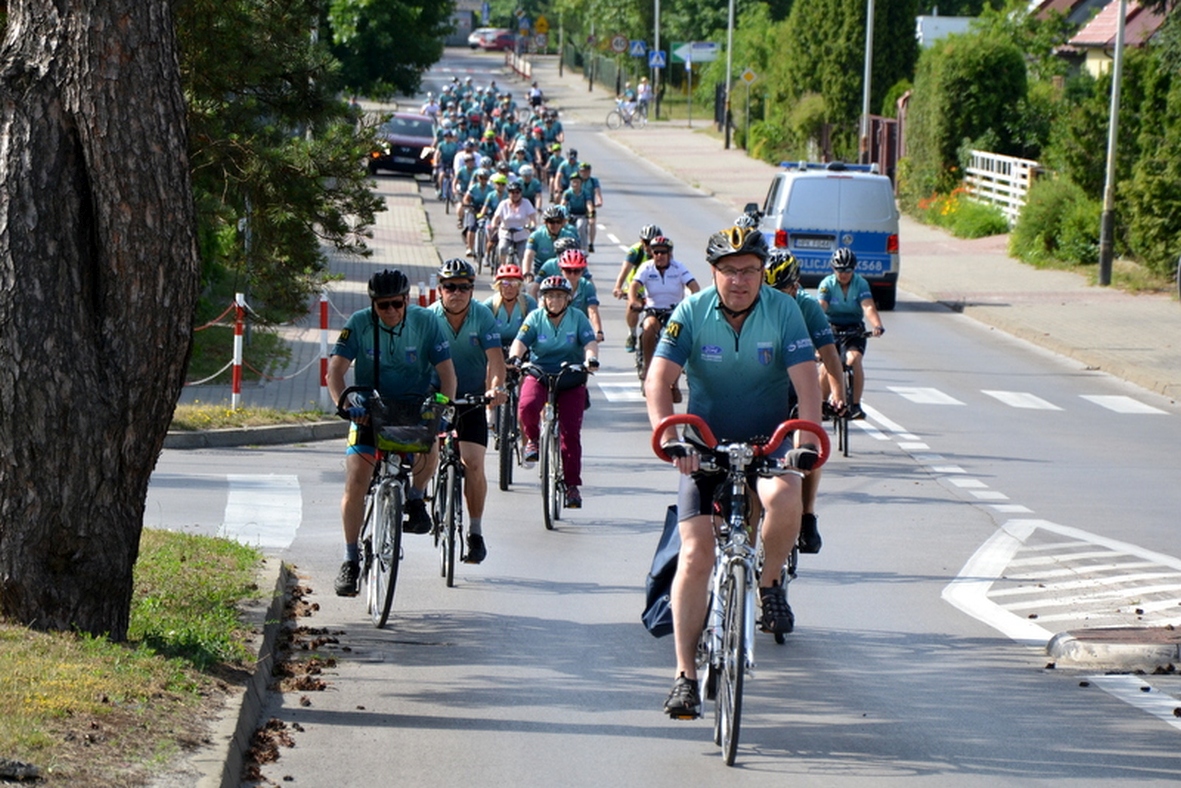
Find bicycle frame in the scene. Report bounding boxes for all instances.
[522,362,586,531]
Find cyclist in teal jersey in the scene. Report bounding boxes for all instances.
[646,226,822,718]
[764,249,845,556]
[508,276,599,508]
[613,224,662,352]
[524,126,548,168]
[541,111,564,144]
[556,249,604,342]
[477,129,501,164]
[433,130,460,191]
[553,149,580,197]
[532,236,584,287]
[543,143,563,200]
[424,260,507,564]
[816,248,884,421]
[522,205,578,280]
[461,168,492,257]
[518,164,544,210]
[576,162,603,252]
[480,174,509,259]
[453,152,477,207]
[328,269,457,596]
[483,263,537,348]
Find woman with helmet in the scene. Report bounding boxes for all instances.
[764,249,845,556]
[424,259,508,565]
[576,162,603,252]
[556,248,604,342]
[613,223,663,352]
[327,269,458,597]
[522,204,578,281]
[645,225,823,718]
[517,164,543,210]
[483,263,537,348]
[461,168,493,258]
[626,235,699,401]
[530,236,585,291]
[488,178,538,265]
[508,276,600,509]
[816,247,884,421]
[479,173,511,263]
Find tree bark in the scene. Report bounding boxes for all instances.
[0,0,198,639]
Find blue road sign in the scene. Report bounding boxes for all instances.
[648,50,666,68]
[629,40,647,57]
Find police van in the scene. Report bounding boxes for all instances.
[749,161,900,310]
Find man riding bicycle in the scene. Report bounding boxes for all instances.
[424,260,508,564]
[627,235,699,402]
[644,225,822,718]
[328,269,458,597]
[522,205,578,282]
[816,248,884,421]
[613,224,661,353]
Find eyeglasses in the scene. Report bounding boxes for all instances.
[374,298,406,311]
[545,218,564,224]
[441,282,474,293]
[715,266,763,280]
[652,249,671,255]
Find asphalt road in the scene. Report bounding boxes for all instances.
[146,50,1181,785]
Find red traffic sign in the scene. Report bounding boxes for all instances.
[610,34,628,54]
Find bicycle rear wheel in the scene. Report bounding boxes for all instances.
[368,481,403,628]
[441,464,460,587]
[715,563,746,765]
[549,419,563,524]
[841,368,854,457]
[540,418,557,530]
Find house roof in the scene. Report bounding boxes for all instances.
[1032,0,1114,27]
[1068,0,1166,47]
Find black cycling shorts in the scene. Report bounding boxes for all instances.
[452,401,488,447]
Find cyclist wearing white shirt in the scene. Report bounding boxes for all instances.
[627,235,699,402]
[488,180,538,262]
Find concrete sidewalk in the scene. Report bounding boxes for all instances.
[513,54,1181,403]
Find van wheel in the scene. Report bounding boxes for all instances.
[874,285,896,311]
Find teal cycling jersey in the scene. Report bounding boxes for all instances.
[436,141,460,168]
[569,277,599,315]
[794,289,835,349]
[454,165,475,195]
[536,258,594,282]
[466,182,492,208]
[817,273,873,326]
[482,293,537,346]
[482,190,505,217]
[563,187,590,216]
[655,287,815,443]
[526,225,579,264]
[332,306,451,404]
[520,178,543,205]
[515,307,596,373]
[427,301,501,396]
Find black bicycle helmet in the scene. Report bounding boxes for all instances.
[705,225,769,266]
[368,269,410,299]
[764,250,801,290]
[831,247,857,271]
[539,275,573,295]
[553,237,581,256]
[439,258,476,281]
[543,205,567,222]
[639,224,663,242]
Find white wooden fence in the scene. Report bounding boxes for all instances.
[963,150,1042,225]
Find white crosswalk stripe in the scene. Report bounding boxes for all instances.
[887,386,965,405]
[982,390,1062,410]
[1081,394,1167,414]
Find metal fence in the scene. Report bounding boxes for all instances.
[963,149,1043,225]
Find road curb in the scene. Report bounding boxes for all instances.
[164,420,349,449]
[1047,627,1181,670]
[191,560,289,788]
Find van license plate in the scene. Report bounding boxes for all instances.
[794,238,832,249]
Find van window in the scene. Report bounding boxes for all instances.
[784,178,895,224]
[762,177,783,218]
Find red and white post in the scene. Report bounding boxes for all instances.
[319,291,330,411]
[231,292,245,410]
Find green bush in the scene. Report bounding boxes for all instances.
[1010,176,1100,264]
[915,187,1009,238]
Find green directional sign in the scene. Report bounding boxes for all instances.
[670,41,720,64]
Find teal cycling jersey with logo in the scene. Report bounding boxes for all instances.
[655,286,814,442]
[562,187,590,216]
[569,277,599,315]
[794,289,835,349]
[332,306,451,404]
[515,306,596,373]
[817,273,873,326]
[428,301,501,395]
[482,293,537,346]
[526,225,578,262]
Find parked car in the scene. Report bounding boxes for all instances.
[468,27,516,51]
[368,113,435,176]
[751,161,900,310]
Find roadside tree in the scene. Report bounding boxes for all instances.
[0,0,199,639]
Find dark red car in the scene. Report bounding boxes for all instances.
[367,112,435,176]
[475,29,516,52]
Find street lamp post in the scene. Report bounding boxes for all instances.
[859,0,875,164]
[724,0,735,149]
[1098,0,1128,287]
[654,0,661,120]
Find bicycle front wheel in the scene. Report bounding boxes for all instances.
[497,393,516,491]
[605,110,623,130]
[369,481,403,628]
[440,463,461,587]
[715,563,747,765]
[540,419,557,530]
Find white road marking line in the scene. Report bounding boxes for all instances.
[898,441,929,450]
[970,490,1010,500]
[991,504,1033,513]
[853,420,890,440]
[982,390,1062,410]
[1090,676,1181,732]
[223,474,302,550]
[1008,549,1131,567]
[932,465,966,474]
[950,478,988,488]
[595,382,645,402]
[888,386,965,405]
[987,563,1166,596]
[861,403,916,438]
[606,233,621,244]
[1081,395,1167,414]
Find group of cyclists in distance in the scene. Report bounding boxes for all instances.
[332,74,885,721]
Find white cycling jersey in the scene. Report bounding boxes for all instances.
[633,258,696,310]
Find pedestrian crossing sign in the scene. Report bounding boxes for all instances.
[649,50,666,68]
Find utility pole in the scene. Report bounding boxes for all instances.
[654,0,661,120]
[723,0,735,148]
[859,0,875,164]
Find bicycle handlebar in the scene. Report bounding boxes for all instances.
[651,413,830,470]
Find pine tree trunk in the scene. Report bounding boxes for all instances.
[0,0,198,639]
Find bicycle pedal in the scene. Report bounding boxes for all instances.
[667,711,700,721]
